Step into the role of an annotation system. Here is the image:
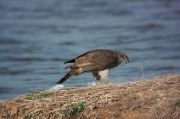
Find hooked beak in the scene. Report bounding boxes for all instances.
[126,60,129,64]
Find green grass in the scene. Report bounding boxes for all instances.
[175,99,180,107]
[60,101,86,116]
[1,110,10,119]
[27,91,52,100]
[150,95,158,100]
[117,108,122,111]
[23,108,34,119]
[132,105,140,110]
[24,115,32,119]
[64,87,76,91]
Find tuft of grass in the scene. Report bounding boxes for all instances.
[24,115,32,119]
[60,101,86,116]
[117,108,122,111]
[23,108,34,119]
[64,87,76,91]
[132,105,140,110]
[175,99,180,107]
[1,110,10,119]
[150,96,158,100]
[27,91,52,100]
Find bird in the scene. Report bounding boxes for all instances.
[56,49,129,85]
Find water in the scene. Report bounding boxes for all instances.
[0,0,180,100]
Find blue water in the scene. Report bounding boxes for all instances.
[0,0,180,100]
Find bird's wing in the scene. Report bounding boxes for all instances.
[75,50,118,71]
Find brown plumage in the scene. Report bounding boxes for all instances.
[56,49,129,85]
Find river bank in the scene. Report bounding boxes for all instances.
[0,74,180,119]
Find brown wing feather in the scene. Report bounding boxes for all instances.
[75,49,119,71]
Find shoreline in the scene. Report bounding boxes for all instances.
[0,74,180,119]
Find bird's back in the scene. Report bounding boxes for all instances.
[66,49,119,72]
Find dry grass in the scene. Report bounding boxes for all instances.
[0,74,180,119]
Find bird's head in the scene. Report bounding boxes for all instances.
[116,51,129,64]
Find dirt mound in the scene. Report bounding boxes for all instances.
[0,74,180,119]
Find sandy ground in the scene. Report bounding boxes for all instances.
[0,74,180,119]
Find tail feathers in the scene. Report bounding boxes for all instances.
[64,63,79,69]
[56,70,76,84]
[64,59,75,64]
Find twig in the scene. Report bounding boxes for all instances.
[139,63,144,79]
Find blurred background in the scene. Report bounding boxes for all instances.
[0,0,180,100]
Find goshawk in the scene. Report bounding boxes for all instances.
[56,49,129,85]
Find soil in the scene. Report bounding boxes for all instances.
[0,74,180,119]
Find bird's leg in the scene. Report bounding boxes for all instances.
[92,71,101,85]
[96,77,101,85]
[98,69,110,85]
[104,77,110,85]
